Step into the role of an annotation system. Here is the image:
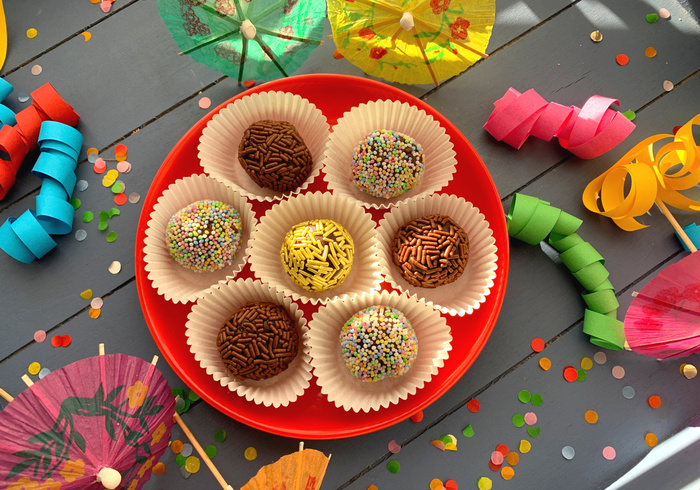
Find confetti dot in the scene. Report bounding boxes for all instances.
[90,297,103,309]
[501,467,514,480]
[512,413,525,428]
[563,366,578,382]
[367,486,378,490]
[648,395,661,409]
[115,144,128,157]
[577,369,587,382]
[38,367,51,379]
[81,32,92,42]
[175,452,187,465]
[622,386,636,399]
[205,445,218,458]
[243,80,256,88]
[539,357,551,370]
[681,364,697,379]
[590,30,603,42]
[646,13,659,23]
[429,478,443,490]
[87,147,99,157]
[94,164,107,174]
[116,161,132,173]
[82,212,94,223]
[69,198,81,210]
[659,8,670,18]
[491,451,504,465]
[496,444,509,457]
[519,440,531,453]
[34,330,46,342]
[114,193,128,206]
[214,429,227,442]
[387,460,400,473]
[594,352,607,364]
[616,54,629,66]
[526,427,540,438]
[524,412,537,425]
[116,153,127,162]
[179,466,191,479]
[445,480,458,490]
[31,65,43,76]
[612,365,625,379]
[244,447,257,461]
[411,411,424,422]
[152,462,166,475]
[531,338,545,352]
[101,0,112,13]
[18,93,30,103]
[61,335,72,347]
[185,456,201,473]
[199,97,212,109]
[106,231,118,243]
[663,80,674,91]
[26,28,38,38]
[462,424,474,437]
[585,410,598,424]
[93,155,105,166]
[672,125,682,134]
[506,452,519,466]
[388,440,401,454]
[333,49,344,59]
[28,362,41,375]
[89,308,101,319]
[51,336,62,347]
[580,357,593,370]
[467,399,481,413]
[645,433,658,447]
[531,393,543,406]
[188,390,200,402]
[171,440,184,454]
[562,446,575,460]
[80,289,93,300]
[108,261,122,274]
[477,476,492,490]
[181,443,193,458]
[431,440,446,451]
[622,110,636,121]
[488,460,501,472]
[75,229,88,241]
[98,221,108,231]
[645,47,657,58]
[602,446,616,460]
[518,390,531,403]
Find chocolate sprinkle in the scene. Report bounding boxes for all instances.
[238,120,313,192]
[216,301,299,381]
[392,214,469,288]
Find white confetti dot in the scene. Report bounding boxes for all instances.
[88,152,99,163]
[622,385,635,399]
[663,80,674,92]
[38,367,51,379]
[75,229,88,241]
[181,443,193,457]
[128,192,141,204]
[31,65,43,76]
[91,297,104,309]
[562,446,575,460]
[108,261,122,274]
[18,93,30,103]
[76,180,89,191]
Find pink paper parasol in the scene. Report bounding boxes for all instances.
[624,251,700,359]
[0,351,175,489]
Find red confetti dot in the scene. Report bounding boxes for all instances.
[445,480,458,490]
[93,164,107,174]
[243,80,256,88]
[61,335,72,347]
[616,54,629,66]
[496,444,509,457]
[114,193,128,206]
[531,338,545,352]
[51,335,62,347]
[648,395,661,409]
[333,49,344,59]
[410,410,424,422]
[488,460,502,472]
[467,399,481,413]
[672,126,681,134]
[115,144,128,157]
[563,366,578,382]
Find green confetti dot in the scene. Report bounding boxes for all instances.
[205,445,218,458]
[109,207,121,218]
[577,369,587,382]
[214,429,227,443]
[111,182,124,194]
[387,460,401,474]
[439,434,453,445]
[531,393,543,406]
[527,427,541,438]
[70,198,81,210]
[175,453,187,466]
[518,390,531,403]
[172,387,185,399]
[106,231,118,243]
[188,390,200,402]
[82,211,94,223]
[462,424,474,438]
[98,221,109,231]
[99,210,110,222]
[622,110,636,121]
[512,413,525,428]
[646,13,658,23]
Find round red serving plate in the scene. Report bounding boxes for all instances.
[135,74,509,439]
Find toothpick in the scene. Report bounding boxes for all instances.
[21,375,34,387]
[0,387,14,403]
[99,343,105,356]
[151,355,159,366]
[656,200,697,253]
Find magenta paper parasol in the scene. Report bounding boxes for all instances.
[0,353,175,489]
[624,252,700,359]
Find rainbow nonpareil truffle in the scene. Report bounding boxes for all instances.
[351,129,425,199]
[165,200,242,273]
[340,305,418,382]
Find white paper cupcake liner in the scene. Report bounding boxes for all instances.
[185,278,312,408]
[308,289,451,413]
[143,173,256,304]
[248,191,382,305]
[322,99,457,209]
[377,194,498,316]
[198,91,329,202]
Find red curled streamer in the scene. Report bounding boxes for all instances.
[483,88,636,159]
[0,83,80,200]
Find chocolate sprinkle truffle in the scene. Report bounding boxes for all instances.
[392,214,469,288]
[238,120,313,192]
[280,218,354,293]
[165,199,242,273]
[351,129,425,199]
[216,301,299,381]
[340,305,418,382]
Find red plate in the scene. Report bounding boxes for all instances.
[135,74,509,439]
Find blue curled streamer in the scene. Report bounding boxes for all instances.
[0,121,82,262]
[0,78,16,126]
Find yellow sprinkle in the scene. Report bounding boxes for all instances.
[80,289,93,300]
[580,357,593,370]
[28,362,41,375]
[519,439,531,453]
[477,477,493,490]
[184,456,200,473]
[26,28,38,39]
[244,446,257,461]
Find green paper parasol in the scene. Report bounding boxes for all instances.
[157,0,326,82]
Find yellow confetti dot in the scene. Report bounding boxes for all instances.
[506,451,519,466]
[645,433,658,447]
[185,456,200,473]
[429,478,444,490]
[590,30,603,42]
[80,289,93,300]
[477,476,493,490]
[28,362,41,375]
[539,357,552,371]
[82,32,92,42]
[585,410,599,424]
[519,440,531,454]
[116,153,127,162]
[644,47,657,58]
[244,446,257,461]
[580,357,593,370]
[102,169,120,188]
[680,363,697,379]
[87,147,99,157]
[171,440,184,454]
[501,466,515,480]
[27,28,38,39]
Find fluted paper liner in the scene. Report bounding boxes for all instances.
[143,174,256,304]
[185,278,311,408]
[249,191,382,305]
[377,194,498,316]
[199,91,329,202]
[323,99,457,209]
[308,290,451,413]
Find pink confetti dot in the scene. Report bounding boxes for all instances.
[602,446,616,460]
[199,97,212,109]
[34,330,47,342]
[490,451,504,465]
[612,365,625,379]
[116,161,132,173]
[524,412,538,425]
[388,440,401,454]
[100,0,112,12]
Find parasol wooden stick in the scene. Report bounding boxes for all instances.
[656,200,697,253]
[0,387,14,403]
[173,398,234,490]
[21,375,34,387]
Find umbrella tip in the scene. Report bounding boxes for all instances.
[97,467,122,489]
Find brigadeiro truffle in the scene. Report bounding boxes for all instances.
[238,120,313,192]
[351,129,425,199]
[280,218,354,292]
[216,301,299,381]
[165,199,242,273]
[392,214,469,288]
[340,305,418,382]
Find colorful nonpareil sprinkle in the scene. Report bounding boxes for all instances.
[539,357,552,370]
[340,305,417,381]
[351,129,425,199]
[563,366,578,382]
[333,49,344,59]
[81,32,92,42]
[38,368,51,379]
[175,453,187,466]
[622,386,636,399]
[648,395,662,409]
[18,93,30,103]
[244,447,257,461]
[117,160,132,173]
[31,65,43,76]
[387,460,400,473]
[585,410,598,424]
[496,444,508,456]
[90,297,103,309]
[440,434,457,451]
[562,446,575,460]
[431,440,446,451]
[602,446,616,460]
[367,486,378,490]
[467,399,481,413]
[114,193,128,206]
[128,192,141,204]
[70,198,81,210]
[645,433,658,447]
[612,365,625,379]
[411,411,424,422]
[531,338,545,352]
[106,231,118,243]
[82,211,94,223]
[462,424,474,437]
[616,54,629,66]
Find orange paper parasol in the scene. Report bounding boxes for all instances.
[241,443,330,490]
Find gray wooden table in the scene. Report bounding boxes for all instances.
[1,0,699,489]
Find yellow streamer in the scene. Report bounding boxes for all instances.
[0,0,6,72]
[583,114,700,230]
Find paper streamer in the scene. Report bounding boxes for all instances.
[0,82,80,200]
[484,88,636,159]
[0,0,6,73]
[583,114,700,231]
[507,193,625,350]
[0,121,82,263]
[677,223,700,252]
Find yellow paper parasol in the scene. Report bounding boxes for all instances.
[241,443,330,490]
[328,0,494,85]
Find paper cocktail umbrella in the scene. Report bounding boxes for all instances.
[624,251,700,359]
[328,0,494,86]
[157,0,326,83]
[0,347,175,490]
[241,442,330,490]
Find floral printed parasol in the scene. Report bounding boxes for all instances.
[0,353,175,490]
[328,0,494,86]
